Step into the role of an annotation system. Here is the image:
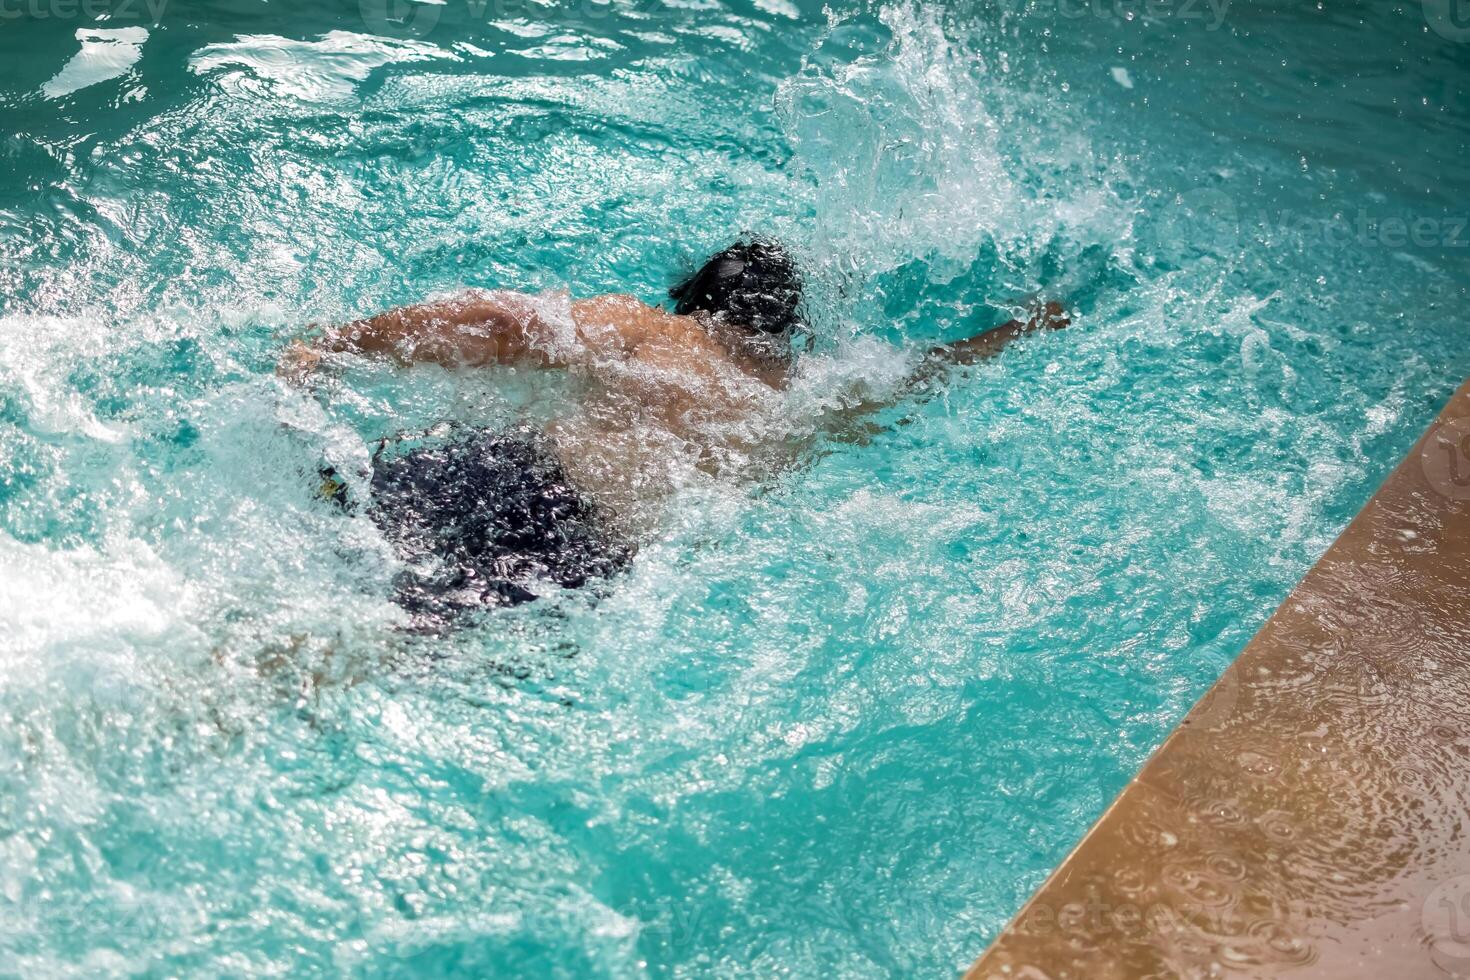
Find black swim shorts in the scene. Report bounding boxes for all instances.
[366,428,631,625]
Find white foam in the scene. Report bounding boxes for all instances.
[0,532,196,683]
[42,28,149,100]
[781,5,1018,277]
[190,31,453,101]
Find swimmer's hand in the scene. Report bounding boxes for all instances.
[930,300,1070,366]
[807,299,1072,447]
[1032,300,1071,330]
[277,339,324,384]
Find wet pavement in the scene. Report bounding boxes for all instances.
[970,379,1470,979]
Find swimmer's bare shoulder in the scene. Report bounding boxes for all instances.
[569,293,683,352]
[569,293,741,374]
[278,289,735,381]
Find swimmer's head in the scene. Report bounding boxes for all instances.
[669,237,803,336]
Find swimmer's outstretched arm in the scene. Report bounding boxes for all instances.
[922,300,1070,371]
[812,301,1070,442]
[279,290,572,380]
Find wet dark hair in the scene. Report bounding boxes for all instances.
[669,237,803,335]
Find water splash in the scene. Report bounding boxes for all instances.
[0,0,1467,975]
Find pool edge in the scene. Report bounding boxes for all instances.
[966,377,1470,979]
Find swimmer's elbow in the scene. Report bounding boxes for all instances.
[321,290,560,368]
[436,290,544,365]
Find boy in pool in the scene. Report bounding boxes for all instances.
[280,238,1067,623]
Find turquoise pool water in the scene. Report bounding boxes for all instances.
[2,0,1469,974]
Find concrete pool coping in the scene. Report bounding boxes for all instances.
[968,378,1470,978]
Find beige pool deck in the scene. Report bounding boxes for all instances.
[969,379,1470,979]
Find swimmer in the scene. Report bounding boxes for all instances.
[280,238,1067,622]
